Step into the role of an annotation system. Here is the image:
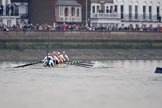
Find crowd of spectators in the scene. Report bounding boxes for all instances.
[0,23,87,32]
[0,23,162,32]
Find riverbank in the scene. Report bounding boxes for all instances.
[1,49,162,61]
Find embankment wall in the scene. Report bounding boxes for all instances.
[0,31,162,60]
[0,31,162,41]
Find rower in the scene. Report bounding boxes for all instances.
[57,51,64,64]
[52,51,59,65]
[42,53,54,67]
[60,51,69,62]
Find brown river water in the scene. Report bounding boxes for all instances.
[0,60,162,108]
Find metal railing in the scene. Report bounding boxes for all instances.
[122,14,160,22]
[90,13,161,22]
[57,16,82,22]
[0,13,28,19]
[91,13,121,19]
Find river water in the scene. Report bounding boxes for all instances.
[0,60,162,108]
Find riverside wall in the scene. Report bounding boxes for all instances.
[0,31,162,49]
[0,31,162,60]
[0,31,162,41]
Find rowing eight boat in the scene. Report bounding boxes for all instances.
[14,60,94,68]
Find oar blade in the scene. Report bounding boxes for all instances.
[65,60,94,68]
[14,61,42,68]
[74,64,93,68]
[78,61,95,65]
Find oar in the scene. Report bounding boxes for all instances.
[74,63,94,68]
[14,61,42,68]
[66,61,80,65]
[74,64,93,68]
[65,61,94,68]
[66,61,94,65]
[77,63,94,67]
[78,61,95,65]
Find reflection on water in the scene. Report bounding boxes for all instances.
[0,60,162,108]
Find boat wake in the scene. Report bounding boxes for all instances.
[92,61,115,68]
